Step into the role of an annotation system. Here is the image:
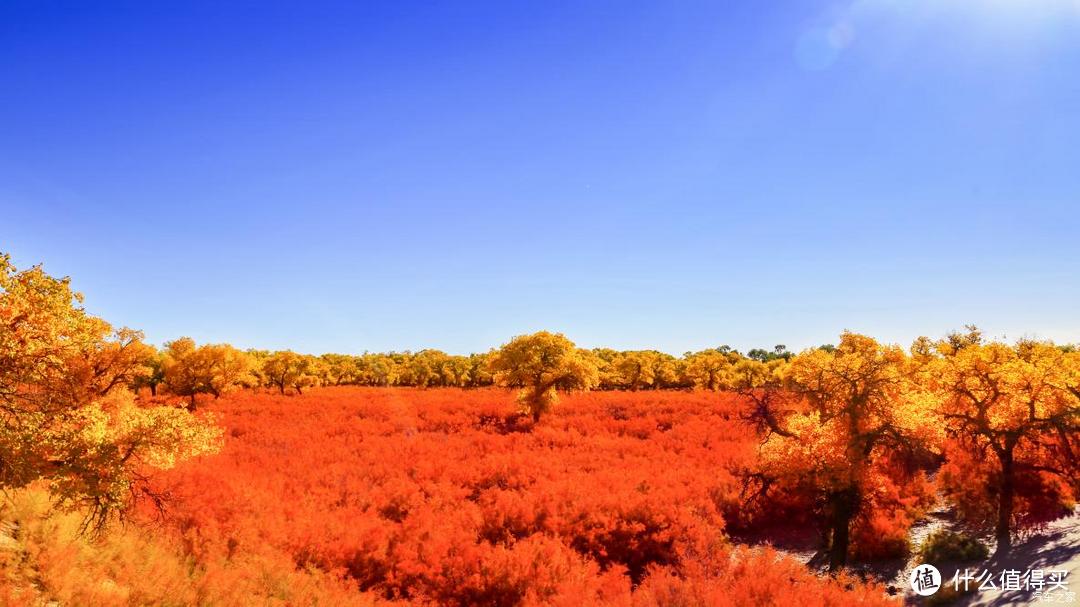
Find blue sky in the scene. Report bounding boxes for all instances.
[2,1,1078,355]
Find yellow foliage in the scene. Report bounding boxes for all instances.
[0,253,222,529]
[926,337,1079,548]
[0,488,374,607]
[488,331,600,422]
[162,338,257,405]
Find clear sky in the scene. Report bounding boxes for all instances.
[2,1,1078,355]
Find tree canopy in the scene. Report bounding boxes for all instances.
[0,254,221,530]
[927,336,1079,554]
[488,331,600,422]
[747,333,938,570]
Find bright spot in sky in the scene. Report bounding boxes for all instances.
[795,0,1080,71]
[936,0,1080,25]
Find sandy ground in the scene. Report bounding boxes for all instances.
[949,512,1079,606]
[895,506,1079,605]
[776,502,1080,605]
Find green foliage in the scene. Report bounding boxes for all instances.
[746,344,792,362]
[917,530,989,565]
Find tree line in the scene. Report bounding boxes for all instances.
[135,338,807,404]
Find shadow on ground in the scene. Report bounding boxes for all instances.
[948,514,1080,606]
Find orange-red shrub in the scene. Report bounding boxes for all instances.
[139,387,897,605]
[937,436,1076,536]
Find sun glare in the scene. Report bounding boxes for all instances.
[797,0,1080,70]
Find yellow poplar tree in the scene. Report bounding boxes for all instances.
[929,336,1079,555]
[0,254,221,530]
[683,349,737,391]
[161,339,254,407]
[262,351,324,395]
[488,331,599,423]
[752,333,936,571]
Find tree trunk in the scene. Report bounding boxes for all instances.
[150,383,157,397]
[296,385,303,396]
[278,382,285,395]
[187,393,197,412]
[995,450,1015,556]
[827,487,858,572]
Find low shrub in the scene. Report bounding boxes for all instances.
[917,530,989,565]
